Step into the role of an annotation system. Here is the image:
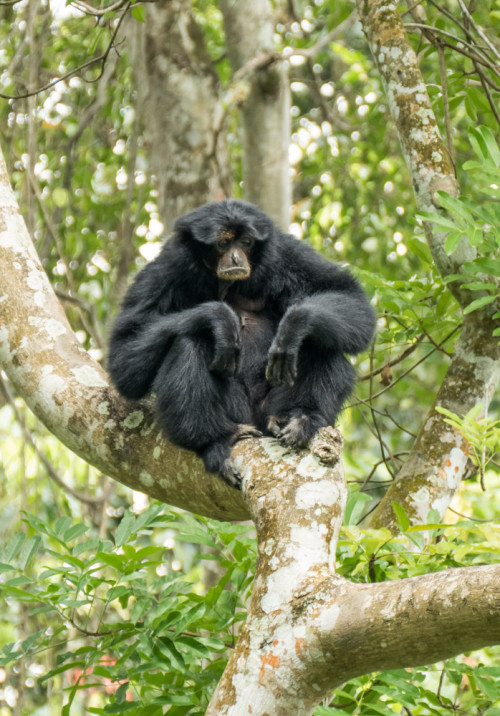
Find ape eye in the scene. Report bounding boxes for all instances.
[217,239,231,250]
[240,237,254,248]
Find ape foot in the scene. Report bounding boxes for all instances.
[267,415,284,438]
[277,415,312,449]
[231,424,263,444]
[220,459,243,489]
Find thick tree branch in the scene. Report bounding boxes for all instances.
[207,428,500,715]
[1,140,499,714]
[0,144,249,521]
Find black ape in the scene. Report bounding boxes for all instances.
[108,200,375,487]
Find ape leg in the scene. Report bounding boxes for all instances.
[153,335,253,486]
[260,348,355,448]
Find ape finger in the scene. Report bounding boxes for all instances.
[282,351,298,387]
[231,424,263,444]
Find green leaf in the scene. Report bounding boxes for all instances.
[465,257,500,277]
[462,282,498,291]
[156,638,185,670]
[344,489,371,526]
[4,533,25,563]
[406,237,432,264]
[470,126,500,166]
[131,5,145,21]
[107,585,129,601]
[18,536,41,570]
[416,211,458,231]
[39,660,86,683]
[444,231,464,255]
[391,502,410,532]
[464,295,496,314]
[64,523,89,542]
[435,192,473,228]
[115,510,136,547]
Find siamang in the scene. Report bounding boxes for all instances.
[108,200,375,488]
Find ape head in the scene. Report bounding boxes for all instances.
[174,200,277,283]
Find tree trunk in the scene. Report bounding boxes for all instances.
[128,1,229,231]
[219,0,291,229]
[353,0,500,530]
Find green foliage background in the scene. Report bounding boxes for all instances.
[0,0,499,714]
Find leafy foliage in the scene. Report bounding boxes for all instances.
[0,505,256,714]
[0,0,499,713]
[418,126,500,320]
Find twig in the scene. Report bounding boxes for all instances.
[418,322,456,356]
[360,452,409,490]
[456,0,500,62]
[368,340,395,478]
[0,3,130,100]
[447,507,498,523]
[436,664,447,708]
[359,334,425,381]
[405,23,500,77]
[27,173,104,348]
[436,41,456,171]
[350,326,462,407]
[70,0,129,16]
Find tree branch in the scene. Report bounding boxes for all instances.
[0,143,248,521]
[207,427,500,714]
[354,0,500,530]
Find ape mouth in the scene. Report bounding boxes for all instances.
[217,267,251,281]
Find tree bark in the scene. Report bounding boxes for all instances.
[128,1,229,231]
[207,427,500,715]
[219,0,291,229]
[354,0,500,530]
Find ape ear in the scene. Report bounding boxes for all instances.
[174,211,219,245]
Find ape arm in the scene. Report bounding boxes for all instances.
[266,241,375,387]
[108,301,241,400]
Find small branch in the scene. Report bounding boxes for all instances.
[405,23,500,77]
[70,0,130,16]
[456,0,500,63]
[0,3,129,100]
[351,326,461,406]
[27,172,104,348]
[359,334,425,382]
[436,41,456,171]
[368,341,395,479]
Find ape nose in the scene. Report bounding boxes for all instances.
[231,251,239,265]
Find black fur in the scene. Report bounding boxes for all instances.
[108,200,375,487]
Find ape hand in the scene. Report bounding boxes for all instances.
[208,303,241,377]
[265,342,298,387]
[209,341,241,377]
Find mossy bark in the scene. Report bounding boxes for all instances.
[355,0,500,530]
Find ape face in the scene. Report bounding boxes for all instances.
[214,229,255,281]
[174,200,273,283]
